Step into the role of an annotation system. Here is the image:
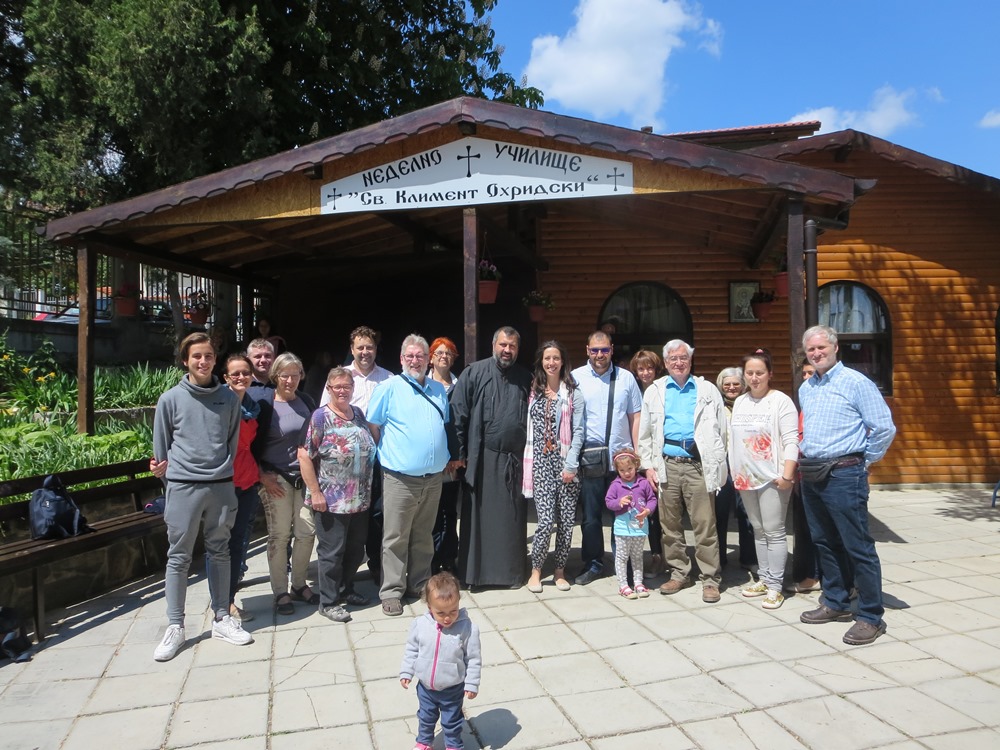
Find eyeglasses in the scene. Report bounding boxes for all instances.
[403,354,427,361]
[588,347,611,355]
[326,384,352,392]
[226,371,252,380]
[722,383,742,390]
[276,372,300,381]
[666,355,691,363]
[434,350,455,358]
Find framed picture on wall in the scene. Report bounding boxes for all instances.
[729,281,759,323]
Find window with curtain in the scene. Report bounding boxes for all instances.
[818,281,892,394]
[597,282,692,362]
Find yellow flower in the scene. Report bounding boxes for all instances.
[2,354,9,360]
[22,367,30,374]
[36,376,46,382]
[48,372,56,378]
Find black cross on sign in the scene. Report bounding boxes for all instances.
[607,168,625,192]
[457,145,481,178]
[324,187,343,210]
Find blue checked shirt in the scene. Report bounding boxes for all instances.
[799,361,896,464]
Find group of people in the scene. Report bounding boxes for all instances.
[150,320,896,670]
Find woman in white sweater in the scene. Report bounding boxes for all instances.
[728,348,799,609]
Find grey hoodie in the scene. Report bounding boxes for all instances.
[153,375,240,482]
[400,608,482,692]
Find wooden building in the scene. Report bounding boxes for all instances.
[42,98,999,485]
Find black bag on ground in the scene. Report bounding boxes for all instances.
[28,475,93,540]
[0,607,33,662]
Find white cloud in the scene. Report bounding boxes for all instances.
[524,0,718,129]
[978,110,1000,128]
[788,85,917,137]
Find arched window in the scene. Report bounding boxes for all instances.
[818,281,892,394]
[597,282,692,361]
[995,306,1000,394]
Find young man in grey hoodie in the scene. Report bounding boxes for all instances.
[150,332,252,661]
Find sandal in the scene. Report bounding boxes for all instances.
[381,598,403,616]
[341,591,370,606]
[290,585,320,605]
[275,594,294,616]
[619,586,638,600]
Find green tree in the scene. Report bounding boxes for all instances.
[2,0,542,213]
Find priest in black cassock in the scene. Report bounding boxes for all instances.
[451,326,532,588]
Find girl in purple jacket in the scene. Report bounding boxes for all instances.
[606,449,658,599]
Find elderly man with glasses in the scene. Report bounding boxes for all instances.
[569,331,643,585]
[638,339,728,602]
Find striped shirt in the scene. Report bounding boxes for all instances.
[799,361,896,464]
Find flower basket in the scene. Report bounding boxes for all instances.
[189,308,210,325]
[751,301,773,321]
[114,296,139,317]
[185,289,211,325]
[528,304,546,323]
[774,272,789,298]
[522,291,554,322]
[478,280,499,304]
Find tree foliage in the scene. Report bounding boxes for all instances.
[1,0,542,213]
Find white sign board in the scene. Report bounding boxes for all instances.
[320,137,632,214]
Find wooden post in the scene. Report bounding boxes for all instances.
[463,208,478,368]
[240,282,256,346]
[786,198,805,367]
[76,243,97,434]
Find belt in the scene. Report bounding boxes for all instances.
[664,455,700,465]
[833,453,864,468]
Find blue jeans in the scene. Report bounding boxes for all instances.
[416,681,465,749]
[206,484,261,605]
[801,463,883,625]
[579,472,614,572]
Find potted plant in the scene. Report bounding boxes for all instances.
[185,289,211,325]
[478,260,501,304]
[113,281,141,317]
[773,269,790,298]
[750,290,777,321]
[522,290,554,322]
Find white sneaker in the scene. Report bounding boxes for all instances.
[153,624,185,662]
[212,615,253,646]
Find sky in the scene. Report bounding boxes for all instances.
[487,0,1000,178]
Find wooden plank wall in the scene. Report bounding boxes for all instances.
[802,154,1000,484]
[533,211,798,395]
[534,154,1000,485]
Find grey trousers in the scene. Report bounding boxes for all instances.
[164,480,237,625]
[380,469,442,601]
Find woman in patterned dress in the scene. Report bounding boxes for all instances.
[298,367,377,622]
[522,341,585,593]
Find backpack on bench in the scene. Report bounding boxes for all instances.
[28,475,93,540]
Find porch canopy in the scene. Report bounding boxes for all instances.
[43,97,864,431]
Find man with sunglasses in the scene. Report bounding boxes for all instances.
[570,331,642,585]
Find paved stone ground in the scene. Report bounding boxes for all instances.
[2,486,1000,750]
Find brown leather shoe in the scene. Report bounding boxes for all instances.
[843,619,886,645]
[702,585,721,603]
[659,577,692,595]
[800,604,853,624]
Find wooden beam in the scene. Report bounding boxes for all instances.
[88,233,276,289]
[478,214,548,271]
[376,212,460,255]
[76,244,96,435]
[463,208,478,368]
[749,195,788,269]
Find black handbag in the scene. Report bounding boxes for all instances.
[28,475,93,540]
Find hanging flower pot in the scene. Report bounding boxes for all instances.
[774,272,789,298]
[478,280,499,304]
[751,301,773,321]
[114,296,139,317]
[528,304,546,323]
[189,308,210,326]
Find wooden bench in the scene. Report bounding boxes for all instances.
[0,459,164,640]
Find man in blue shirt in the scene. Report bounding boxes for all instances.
[367,334,453,616]
[798,325,896,645]
[570,331,642,585]
[638,340,728,602]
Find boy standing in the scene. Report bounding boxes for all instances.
[151,332,252,661]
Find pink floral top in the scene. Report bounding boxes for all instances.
[302,406,376,513]
[728,390,799,491]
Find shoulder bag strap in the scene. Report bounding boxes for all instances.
[403,376,446,422]
[603,366,617,446]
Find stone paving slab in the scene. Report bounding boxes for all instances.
[2,487,1000,749]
